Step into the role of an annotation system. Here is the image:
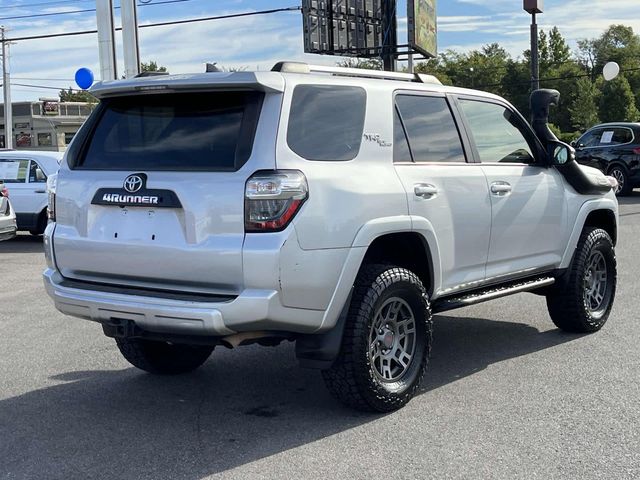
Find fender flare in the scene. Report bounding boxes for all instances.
[296,216,441,369]
[559,197,618,269]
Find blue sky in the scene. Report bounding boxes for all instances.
[1,0,639,101]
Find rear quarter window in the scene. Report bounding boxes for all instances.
[287,85,366,161]
[0,159,29,183]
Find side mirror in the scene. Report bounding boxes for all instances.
[35,168,46,182]
[570,141,576,148]
[548,141,574,166]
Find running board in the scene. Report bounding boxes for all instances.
[432,276,555,313]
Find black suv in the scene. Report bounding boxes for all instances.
[573,122,640,196]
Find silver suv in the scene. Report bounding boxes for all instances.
[44,63,619,412]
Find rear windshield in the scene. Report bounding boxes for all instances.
[287,85,366,161]
[76,91,264,171]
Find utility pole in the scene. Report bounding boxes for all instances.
[121,0,141,78]
[381,0,397,72]
[1,26,13,149]
[524,0,543,92]
[96,0,117,81]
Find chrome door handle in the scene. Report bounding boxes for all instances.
[414,183,438,199]
[34,189,46,193]
[490,182,512,196]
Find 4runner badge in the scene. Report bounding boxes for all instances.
[363,133,392,148]
[90,173,183,209]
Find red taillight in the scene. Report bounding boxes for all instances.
[1,186,8,198]
[245,170,308,233]
[633,147,640,155]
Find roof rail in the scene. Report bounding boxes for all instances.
[271,61,442,85]
[134,71,170,78]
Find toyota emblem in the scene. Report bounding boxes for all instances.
[123,174,144,193]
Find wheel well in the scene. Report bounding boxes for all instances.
[584,209,617,245]
[362,232,433,294]
[606,162,627,174]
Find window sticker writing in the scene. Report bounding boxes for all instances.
[0,161,20,180]
[600,131,614,144]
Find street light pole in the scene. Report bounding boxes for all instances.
[524,0,543,92]
[530,12,539,91]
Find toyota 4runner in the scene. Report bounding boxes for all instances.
[43,63,619,412]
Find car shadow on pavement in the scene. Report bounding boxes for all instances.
[0,233,43,254]
[0,315,582,479]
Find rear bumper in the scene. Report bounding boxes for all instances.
[43,268,325,336]
[0,224,16,241]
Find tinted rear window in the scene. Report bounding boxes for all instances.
[77,91,264,171]
[287,85,366,161]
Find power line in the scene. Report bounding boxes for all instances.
[0,8,95,21]
[1,0,91,9]
[0,0,195,21]
[12,77,74,81]
[476,66,640,89]
[4,6,302,42]
[12,83,74,90]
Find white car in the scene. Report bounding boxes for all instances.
[0,150,62,235]
[0,182,17,241]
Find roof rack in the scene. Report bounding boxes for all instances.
[271,61,441,85]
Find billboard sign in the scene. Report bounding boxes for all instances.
[302,0,384,57]
[408,0,437,58]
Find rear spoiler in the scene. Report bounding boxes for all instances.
[90,71,285,99]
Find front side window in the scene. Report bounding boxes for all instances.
[29,161,46,183]
[459,99,536,164]
[78,91,264,171]
[395,95,465,163]
[578,129,602,148]
[0,159,29,183]
[287,85,366,161]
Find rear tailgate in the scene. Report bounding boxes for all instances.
[53,86,282,295]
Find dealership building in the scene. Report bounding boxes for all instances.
[0,100,96,152]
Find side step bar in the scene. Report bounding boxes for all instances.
[432,276,555,314]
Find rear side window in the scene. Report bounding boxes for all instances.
[395,95,465,163]
[287,85,366,161]
[598,128,633,146]
[77,91,264,171]
[0,159,29,183]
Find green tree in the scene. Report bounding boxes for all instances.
[141,61,167,73]
[548,27,571,65]
[59,88,97,103]
[336,58,383,70]
[569,78,600,130]
[599,75,640,122]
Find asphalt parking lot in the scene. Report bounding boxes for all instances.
[1,195,639,480]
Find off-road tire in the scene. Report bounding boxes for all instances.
[608,165,632,196]
[115,338,214,375]
[322,264,432,412]
[546,227,616,333]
